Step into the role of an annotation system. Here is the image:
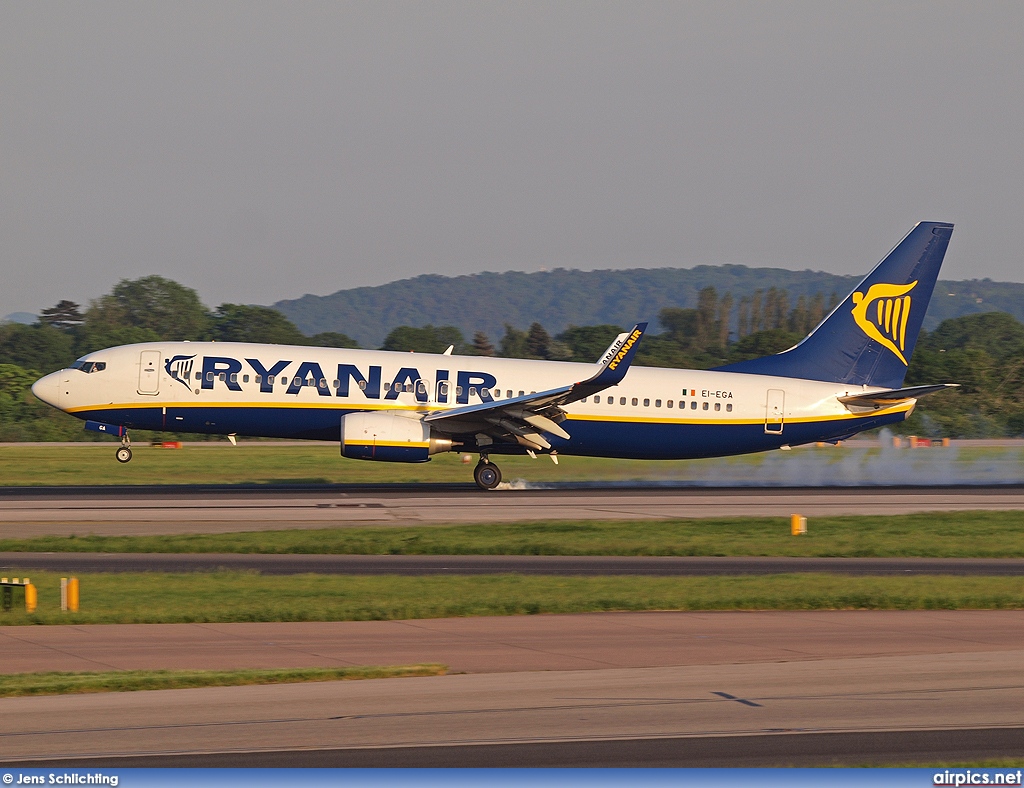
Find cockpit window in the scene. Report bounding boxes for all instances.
[70,359,107,373]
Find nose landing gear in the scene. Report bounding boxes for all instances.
[473,457,502,490]
[116,433,132,463]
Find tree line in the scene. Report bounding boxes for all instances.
[1,276,1022,439]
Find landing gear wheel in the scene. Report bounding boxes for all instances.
[116,447,133,464]
[473,461,501,490]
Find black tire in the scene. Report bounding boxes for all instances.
[473,462,501,490]
[116,447,133,464]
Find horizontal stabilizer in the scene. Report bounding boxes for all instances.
[838,383,959,407]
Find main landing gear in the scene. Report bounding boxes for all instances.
[473,457,502,490]
[115,432,132,463]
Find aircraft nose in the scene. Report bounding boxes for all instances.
[31,372,62,409]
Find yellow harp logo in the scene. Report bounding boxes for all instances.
[851,280,917,365]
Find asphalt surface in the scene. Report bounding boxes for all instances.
[2,483,1022,767]
[2,484,1024,537]
[4,552,1024,576]
[8,728,1024,767]
[3,641,1024,766]
[5,609,1023,673]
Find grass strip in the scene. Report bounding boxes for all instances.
[1,571,1023,625]
[0,664,446,698]
[1,443,1022,487]
[4,511,1024,557]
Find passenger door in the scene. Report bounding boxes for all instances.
[764,389,785,434]
[138,350,161,395]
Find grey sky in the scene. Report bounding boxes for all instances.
[2,1,1022,319]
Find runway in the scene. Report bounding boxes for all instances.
[2,485,1023,537]
[2,611,1023,766]
[5,552,1024,575]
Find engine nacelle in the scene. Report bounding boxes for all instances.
[340,412,451,462]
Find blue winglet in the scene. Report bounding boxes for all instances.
[579,322,647,390]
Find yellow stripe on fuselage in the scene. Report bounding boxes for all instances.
[68,399,913,427]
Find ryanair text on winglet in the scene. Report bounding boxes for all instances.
[607,328,643,371]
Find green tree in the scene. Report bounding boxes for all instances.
[0,323,76,373]
[695,286,718,350]
[307,332,359,348]
[39,300,84,331]
[727,328,803,363]
[557,325,625,363]
[526,323,552,359]
[499,325,529,358]
[212,304,308,345]
[381,325,464,354]
[85,275,212,342]
[470,331,496,357]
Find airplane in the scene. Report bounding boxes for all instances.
[32,221,956,490]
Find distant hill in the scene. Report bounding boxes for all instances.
[2,312,36,325]
[273,266,1024,348]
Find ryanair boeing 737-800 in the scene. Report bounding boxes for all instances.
[32,222,956,489]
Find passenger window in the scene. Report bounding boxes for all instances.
[667,400,673,409]
[519,391,525,397]
[333,380,340,389]
[255,375,262,384]
[417,382,426,394]
[456,386,463,396]
[358,380,367,390]
[506,390,512,398]
[607,396,613,404]
[384,382,391,391]
[268,375,275,385]
[218,373,225,382]
[643,398,650,407]
[703,402,709,411]
[206,372,214,382]
[242,374,249,383]
[319,379,327,388]
[714,402,721,411]
[691,401,697,410]
[439,381,449,395]
[631,397,638,406]
[619,397,626,405]
[195,372,202,381]
[469,387,477,397]
[229,373,237,384]
[655,399,661,408]
[726,403,733,412]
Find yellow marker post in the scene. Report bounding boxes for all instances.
[25,581,37,613]
[68,577,80,612]
[791,514,807,536]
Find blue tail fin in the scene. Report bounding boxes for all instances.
[715,222,954,388]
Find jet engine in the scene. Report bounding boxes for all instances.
[340,412,452,462]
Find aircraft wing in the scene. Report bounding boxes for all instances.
[424,323,647,451]
[838,383,959,408]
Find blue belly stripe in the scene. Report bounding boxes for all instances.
[69,405,905,460]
